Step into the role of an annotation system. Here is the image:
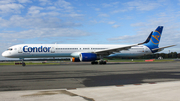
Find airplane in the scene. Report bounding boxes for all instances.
[2,26,175,66]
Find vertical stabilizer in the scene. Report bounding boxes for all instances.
[144,26,163,52]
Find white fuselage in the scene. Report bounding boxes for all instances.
[2,44,152,58]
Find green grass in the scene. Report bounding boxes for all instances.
[151,59,174,62]
[0,62,60,65]
[0,59,175,65]
[0,62,15,65]
[105,59,174,62]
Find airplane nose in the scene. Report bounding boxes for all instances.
[2,51,13,58]
[2,51,8,57]
[2,52,6,57]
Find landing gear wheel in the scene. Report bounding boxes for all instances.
[91,61,98,65]
[103,61,106,64]
[99,61,106,65]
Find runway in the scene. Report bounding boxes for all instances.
[0,62,180,91]
[1,62,180,101]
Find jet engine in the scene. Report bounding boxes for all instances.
[79,53,98,62]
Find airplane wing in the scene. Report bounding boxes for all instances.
[93,31,154,55]
[152,45,176,52]
[93,26,175,56]
[93,44,138,55]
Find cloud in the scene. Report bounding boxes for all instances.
[128,9,180,48]
[109,11,180,44]
[47,6,57,10]
[0,3,24,14]
[39,0,53,6]
[178,0,180,5]
[108,28,155,44]
[98,13,109,17]
[108,35,142,43]
[27,6,44,16]
[90,20,98,24]
[18,0,32,3]
[26,1,83,18]
[131,22,146,27]
[0,15,82,28]
[108,21,115,24]
[102,2,119,7]
[112,25,120,28]
[94,8,100,11]
[125,0,160,11]
[112,9,128,13]
[0,0,85,50]
[61,13,84,18]
[37,0,76,14]
[90,20,118,26]
[112,0,165,13]
[0,0,30,14]
[0,0,15,4]
[109,24,180,47]
[0,28,90,39]
[131,15,174,28]
[55,0,73,12]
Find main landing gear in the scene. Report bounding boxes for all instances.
[91,61,98,64]
[91,60,106,65]
[99,60,106,64]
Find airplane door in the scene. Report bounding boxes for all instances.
[18,47,23,53]
[51,47,55,53]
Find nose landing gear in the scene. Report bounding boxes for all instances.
[20,58,26,66]
[22,62,26,66]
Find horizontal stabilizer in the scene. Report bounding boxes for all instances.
[152,45,176,52]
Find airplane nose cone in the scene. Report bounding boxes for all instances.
[2,51,8,57]
[2,52,6,57]
[2,51,13,58]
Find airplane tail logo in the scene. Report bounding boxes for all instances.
[144,26,163,52]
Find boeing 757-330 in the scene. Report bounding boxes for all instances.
[2,26,175,66]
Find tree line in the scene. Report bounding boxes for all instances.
[139,52,179,59]
[108,52,180,59]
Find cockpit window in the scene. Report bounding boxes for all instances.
[7,48,13,51]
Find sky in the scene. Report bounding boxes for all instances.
[0,0,180,60]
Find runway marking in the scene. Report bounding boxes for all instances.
[22,90,95,101]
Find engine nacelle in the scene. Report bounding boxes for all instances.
[70,57,80,62]
[79,53,98,62]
